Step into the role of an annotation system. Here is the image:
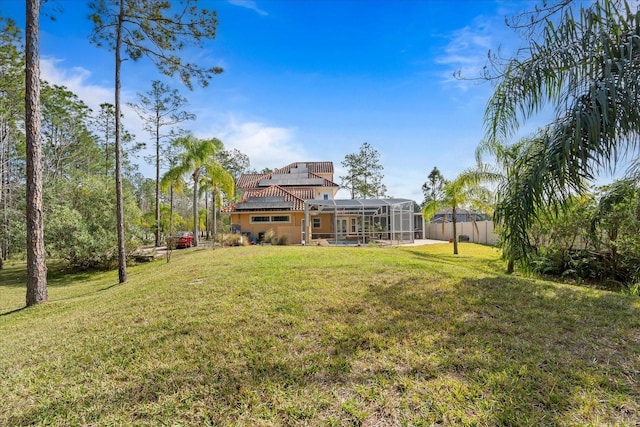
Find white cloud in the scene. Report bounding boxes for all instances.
[40,57,158,176]
[227,0,268,16]
[40,56,309,177]
[435,15,519,91]
[208,116,307,171]
[41,57,115,112]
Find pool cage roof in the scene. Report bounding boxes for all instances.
[304,198,417,245]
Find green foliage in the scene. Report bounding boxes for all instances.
[264,228,276,244]
[222,233,246,246]
[45,205,106,268]
[519,180,640,289]
[167,134,233,246]
[277,235,289,246]
[339,142,387,199]
[89,0,223,89]
[422,170,495,255]
[421,166,445,207]
[218,148,250,182]
[44,175,143,269]
[485,0,640,270]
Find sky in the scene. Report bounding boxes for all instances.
[2,0,556,201]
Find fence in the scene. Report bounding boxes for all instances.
[425,220,498,245]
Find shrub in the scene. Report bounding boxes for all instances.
[264,228,276,244]
[223,234,246,246]
[277,235,288,246]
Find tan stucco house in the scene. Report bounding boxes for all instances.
[222,162,340,244]
[223,161,417,245]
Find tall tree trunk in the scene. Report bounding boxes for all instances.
[192,174,199,247]
[452,207,459,255]
[25,0,47,306]
[506,258,514,274]
[204,194,209,240]
[169,185,174,235]
[114,0,127,283]
[154,120,160,247]
[212,190,217,249]
[1,121,8,267]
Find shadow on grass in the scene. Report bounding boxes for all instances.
[362,274,640,425]
[0,280,120,316]
[0,306,27,317]
[405,247,507,273]
[0,263,27,289]
[1,260,120,315]
[0,261,97,290]
[5,267,639,425]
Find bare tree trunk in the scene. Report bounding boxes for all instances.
[114,0,127,283]
[166,184,174,264]
[204,194,209,240]
[506,258,514,274]
[1,120,8,267]
[212,191,217,249]
[192,174,199,247]
[154,120,160,247]
[169,185,174,235]
[452,207,459,255]
[25,0,47,306]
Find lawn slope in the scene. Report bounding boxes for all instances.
[1,244,639,426]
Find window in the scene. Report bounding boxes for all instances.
[351,218,357,233]
[323,193,329,200]
[251,215,290,223]
[312,217,321,228]
[251,216,270,223]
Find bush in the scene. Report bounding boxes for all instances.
[223,234,246,246]
[44,175,144,269]
[277,235,288,245]
[263,228,276,244]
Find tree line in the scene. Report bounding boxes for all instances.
[2,1,245,307]
[12,0,640,304]
[3,0,393,308]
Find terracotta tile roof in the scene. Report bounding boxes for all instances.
[236,162,337,190]
[222,185,309,212]
[273,162,334,175]
[236,173,269,189]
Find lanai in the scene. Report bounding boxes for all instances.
[303,198,416,245]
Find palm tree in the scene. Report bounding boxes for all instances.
[198,177,212,240]
[199,163,234,249]
[484,0,640,268]
[477,138,536,273]
[160,165,186,238]
[170,135,232,246]
[422,171,494,255]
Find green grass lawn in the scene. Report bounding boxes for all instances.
[1,243,639,426]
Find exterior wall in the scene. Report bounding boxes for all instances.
[313,186,339,199]
[309,213,334,238]
[425,220,498,245]
[230,211,306,244]
[314,172,334,182]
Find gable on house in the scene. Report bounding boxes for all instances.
[236,162,339,200]
[223,162,337,244]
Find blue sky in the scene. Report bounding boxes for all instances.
[2,0,549,200]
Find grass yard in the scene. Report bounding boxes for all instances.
[1,243,639,426]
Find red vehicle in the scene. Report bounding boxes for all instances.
[168,231,194,249]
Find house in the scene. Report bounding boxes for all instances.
[223,160,418,245]
[222,162,340,244]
